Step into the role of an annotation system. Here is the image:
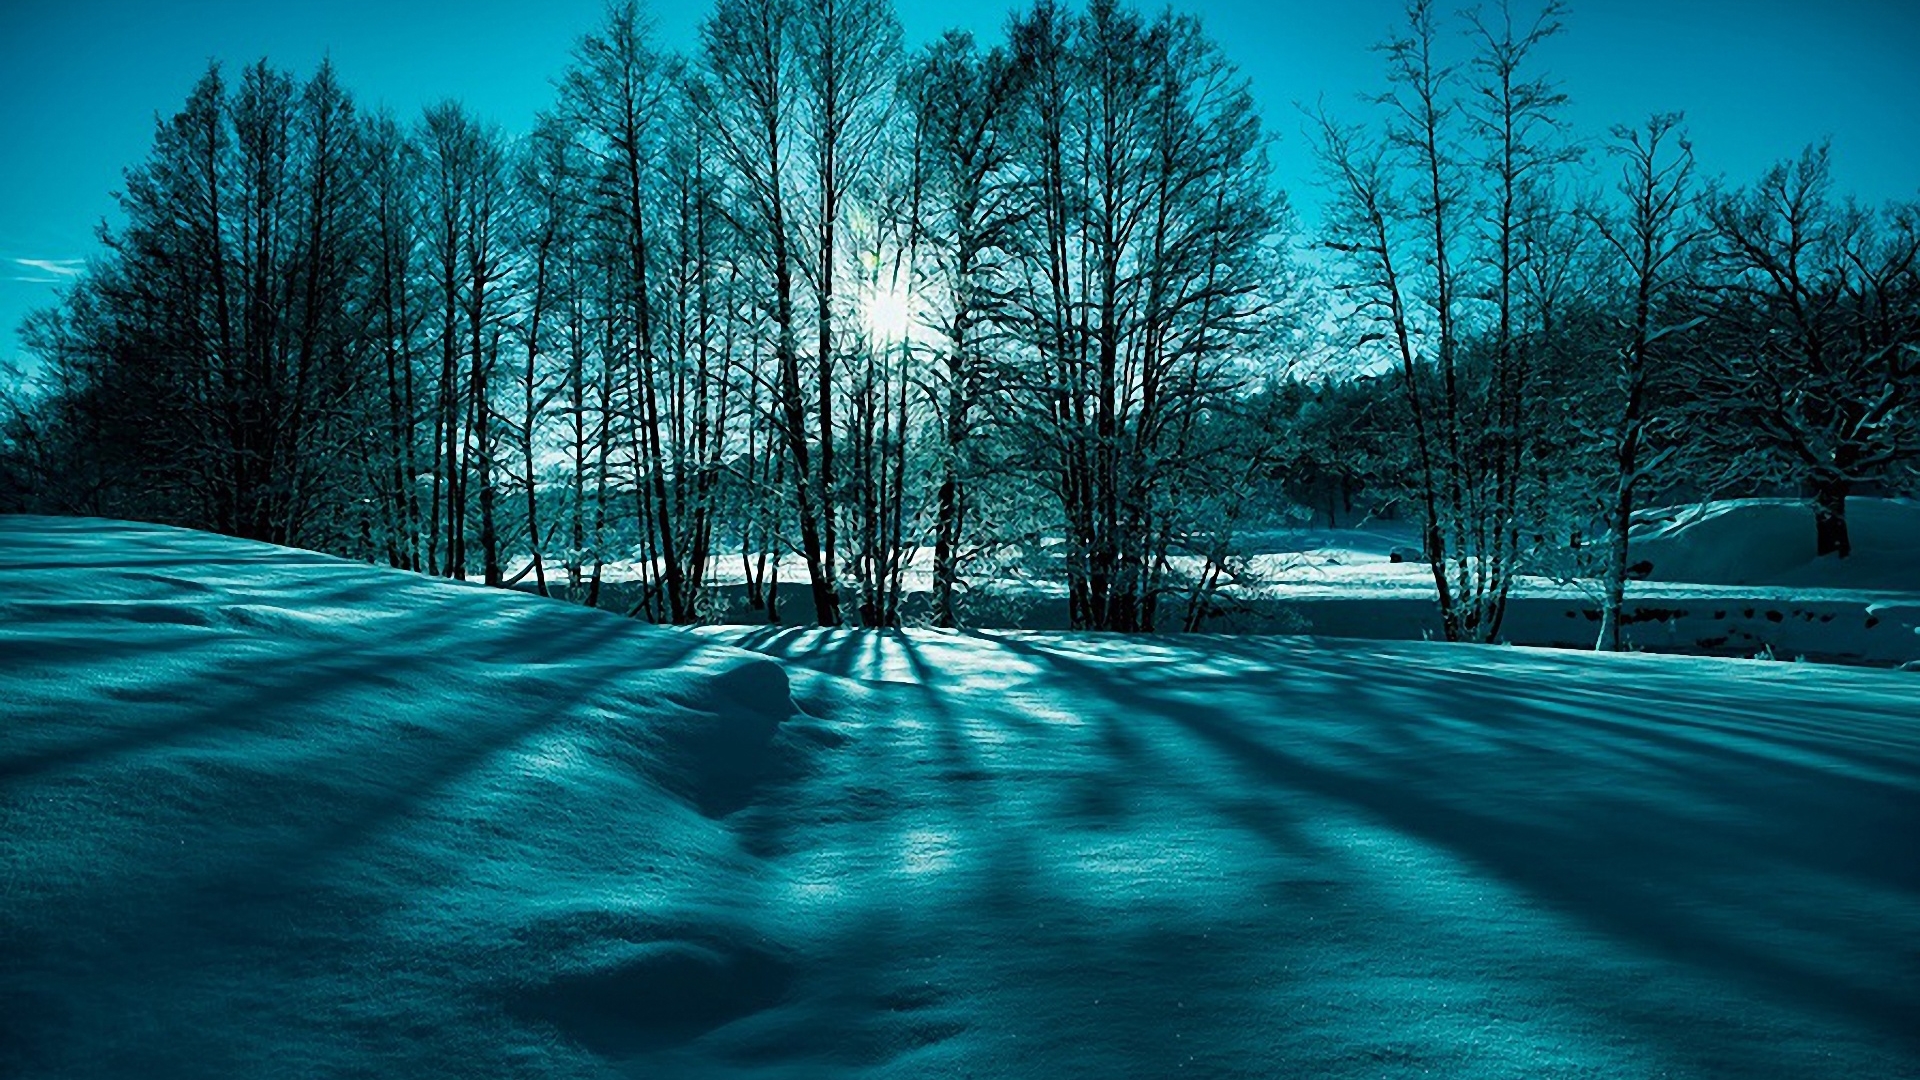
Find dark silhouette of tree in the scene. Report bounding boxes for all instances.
[904,31,1025,627]
[419,100,513,582]
[1316,0,1573,643]
[1696,144,1920,559]
[1006,0,1291,631]
[363,109,430,571]
[696,0,841,626]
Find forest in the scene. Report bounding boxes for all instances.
[2,0,1915,642]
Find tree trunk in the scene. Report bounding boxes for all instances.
[1595,481,1633,653]
[1812,476,1851,558]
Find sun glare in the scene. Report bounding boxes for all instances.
[859,278,917,344]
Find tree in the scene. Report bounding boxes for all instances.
[562,1,728,623]
[363,109,430,571]
[792,0,903,619]
[17,60,381,548]
[1588,113,1702,651]
[841,168,918,628]
[1697,144,1920,558]
[281,60,376,550]
[1461,0,1577,638]
[505,117,581,598]
[1315,0,1572,644]
[1006,0,1290,631]
[904,31,1025,627]
[419,101,514,582]
[697,0,841,626]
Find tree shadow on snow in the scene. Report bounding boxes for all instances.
[977,633,1920,1066]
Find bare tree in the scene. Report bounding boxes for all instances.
[1008,0,1288,631]
[363,109,429,571]
[842,122,920,628]
[905,31,1025,627]
[1317,0,1572,644]
[791,0,902,612]
[505,117,584,597]
[38,60,379,549]
[697,0,841,625]
[1461,0,1576,639]
[1588,113,1702,651]
[559,1,692,618]
[1697,144,1920,559]
[419,101,513,582]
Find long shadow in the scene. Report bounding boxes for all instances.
[2,620,436,784]
[160,640,672,941]
[893,634,1002,790]
[1042,637,1920,891]
[1048,632,1920,786]
[987,633,1920,1059]
[1260,649,1920,899]
[4,572,733,962]
[2,577,701,788]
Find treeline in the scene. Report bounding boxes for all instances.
[1293,0,1919,647]
[3,0,1916,640]
[0,0,1292,631]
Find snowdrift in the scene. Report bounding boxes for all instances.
[4,517,1919,1078]
[1630,497,1920,591]
[0,517,826,1076]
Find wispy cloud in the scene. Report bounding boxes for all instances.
[12,258,84,278]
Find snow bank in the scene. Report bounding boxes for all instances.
[1178,501,1920,662]
[1,517,817,1076]
[4,517,1919,1078]
[1630,497,1920,591]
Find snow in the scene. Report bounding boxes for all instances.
[1630,498,1920,592]
[526,498,1920,665]
[4,516,1920,1078]
[572,499,1920,664]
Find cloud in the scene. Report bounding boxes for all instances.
[11,258,84,278]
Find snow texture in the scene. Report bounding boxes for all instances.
[3,516,1919,1078]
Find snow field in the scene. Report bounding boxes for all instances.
[563,500,1920,664]
[3,516,1919,1078]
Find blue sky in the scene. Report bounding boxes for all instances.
[3,0,1917,372]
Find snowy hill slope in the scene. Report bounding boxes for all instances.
[1630,498,1920,591]
[4,517,1919,1078]
[0,518,829,1076]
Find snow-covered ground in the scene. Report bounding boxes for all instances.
[615,499,1918,664]
[4,516,1918,1077]
[1630,498,1919,592]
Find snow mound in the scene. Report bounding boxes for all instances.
[650,653,801,815]
[1629,497,1920,590]
[0,517,829,1076]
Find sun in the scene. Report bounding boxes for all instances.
[858,276,918,345]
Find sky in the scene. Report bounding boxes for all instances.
[3,0,1918,374]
